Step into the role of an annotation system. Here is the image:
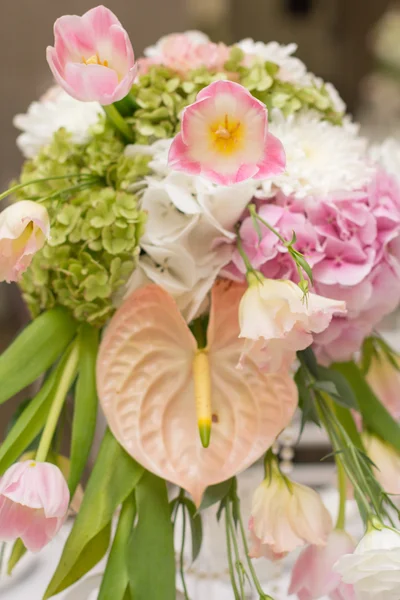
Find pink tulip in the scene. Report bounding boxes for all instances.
[168,80,285,186]
[289,530,356,600]
[46,5,136,105]
[249,466,333,558]
[0,461,70,552]
[0,200,50,283]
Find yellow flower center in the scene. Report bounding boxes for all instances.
[210,114,244,155]
[11,221,34,254]
[82,54,109,68]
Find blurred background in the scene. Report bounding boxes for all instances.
[1,0,400,437]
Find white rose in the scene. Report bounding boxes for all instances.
[334,525,400,600]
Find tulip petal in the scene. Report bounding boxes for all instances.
[63,62,120,103]
[97,282,298,506]
[255,131,286,179]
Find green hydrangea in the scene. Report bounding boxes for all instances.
[17,123,149,327]
[128,49,343,145]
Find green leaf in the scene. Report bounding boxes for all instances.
[128,472,175,600]
[98,493,137,600]
[68,324,99,498]
[334,361,400,453]
[0,347,75,476]
[7,539,26,575]
[0,308,77,405]
[294,366,320,436]
[316,365,359,410]
[198,478,234,511]
[44,429,144,598]
[182,497,203,562]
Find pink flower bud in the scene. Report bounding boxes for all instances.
[0,201,50,283]
[289,530,356,600]
[0,461,70,552]
[46,5,136,105]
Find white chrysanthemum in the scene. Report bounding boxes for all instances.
[370,138,400,179]
[14,87,103,158]
[237,39,310,85]
[144,30,210,58]
[259,110,374,198]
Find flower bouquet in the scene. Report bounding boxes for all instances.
[2,5,400,600]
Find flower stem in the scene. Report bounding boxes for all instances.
[226,504,246,599]
[235,227,256,274]
[104,104,135,143]
[35,341,79,462]
[0,174,94,203]
[179,504,191,600]
[225,506,241,600]
[248,204,286,244]
[335,460,347,530]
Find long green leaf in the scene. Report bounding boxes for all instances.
[98,493,136,600]
[0,345,75,476]
[44,429,144,599]
[198,478,234,511]
[128,472,176,600]
[182,497,203,562]
[68,324,99,498]
[334,361,400,452]
[0,307,77,405]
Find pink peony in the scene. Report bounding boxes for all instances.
[289,530,356,600]
[46,5,136,104]
[0,461,70,552]
[168,80,286,186]
[138,31,230,76]
[226,167,400,363]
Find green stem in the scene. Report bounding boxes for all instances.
[236,228,256,274]
[225,506,241,600]
[191,317,207,349]
[104,104,135,143]
[226,503,246,599]
[335,460,347,530]
[249,204,286,244]
[37,179,99,204]
[179,504,191,600]
[0,174,94,203]
[35,342,79,462]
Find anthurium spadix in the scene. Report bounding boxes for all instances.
[97,280,298,506]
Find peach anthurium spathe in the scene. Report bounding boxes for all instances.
[46,5,136,105]
[168,80,286,186]
[97,280,298,506]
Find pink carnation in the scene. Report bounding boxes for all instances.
[225,167,400,363]
[138,32,230,76]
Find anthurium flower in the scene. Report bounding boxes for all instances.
[46,5,136,105]
[249,465,333,558]
[97,280,298,506]
[239,272,346,371]
[0,200,50,282]
[168,80,286,185]
[0,461,70,552]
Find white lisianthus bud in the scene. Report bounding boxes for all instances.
[334,523,400,600]
[238,272,346,371]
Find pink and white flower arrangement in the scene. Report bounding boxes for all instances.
[2,6,400,600]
